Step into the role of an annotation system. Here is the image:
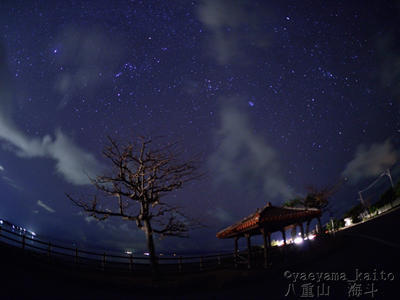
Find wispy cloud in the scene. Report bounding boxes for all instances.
[342,139,397,184]
[53,26,124,109]
[209,98,294,203]
[0,161,21,190]
[84,216,96,223]
[208,207,234,224]
[37,200,56,213]
[0,175,21,190]
[0,40,104,185]
[0,119,103,185]
[197,0,269,65]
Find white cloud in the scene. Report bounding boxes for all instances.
[342,139,397,183]
[209,98,294,203]
[0,43,104,185]
[0,119,103,185]
[47,130,102,185]
[37,200,56,213]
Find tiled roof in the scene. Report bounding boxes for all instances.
[216,202,321,239]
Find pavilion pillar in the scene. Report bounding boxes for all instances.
[305,220,311,236]
[261,228,268,268]
[299,223,305,239]
[291,225,297,240]
[281,229,287,245]
[245,234,251,269]
[234,236,239,268]
[317,217,323,234]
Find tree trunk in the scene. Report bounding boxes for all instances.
[144,219,157,274]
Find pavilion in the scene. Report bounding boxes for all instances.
[216,202,322,268]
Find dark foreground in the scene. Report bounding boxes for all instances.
[1,207,399,299]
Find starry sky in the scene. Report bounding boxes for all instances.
[0,0,400,254]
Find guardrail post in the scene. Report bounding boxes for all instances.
[102,252,106,271]
[47,242,51,257]
[178,256,183,273]
[200,256,203,271]
[129,254,134,272]
[22,234,26,250]
[75,248,79,265]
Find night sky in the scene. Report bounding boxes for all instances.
[0,0,400,254]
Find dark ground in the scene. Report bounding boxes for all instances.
[0,207,399,299]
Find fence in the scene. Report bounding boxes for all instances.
[0,222,322,275]
[0,225,254,274]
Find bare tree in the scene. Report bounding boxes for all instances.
[284,179,345,212]
[66,136,202,271]
[284,179,346,234]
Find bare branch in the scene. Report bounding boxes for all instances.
[67,135,204,267]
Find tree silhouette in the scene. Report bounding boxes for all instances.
[284,179,345,212]
[66,136,202,272]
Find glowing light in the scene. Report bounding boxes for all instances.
[294,237,303,244]
[344,217,352,227]
[308,234,315,240]
[276,240,284,247]
[125,250,132,255]
[144,252,150,256]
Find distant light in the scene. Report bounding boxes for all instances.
[30,231,36,236]
[53,49,58,54]
[144,252,150,256]
[276,240,284,247]
[0,220,3,224]
[125,250,132,255]
[248,101,255,107]
[294,237,303,244]
[344,217,352,227]
[308,234,315,240]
